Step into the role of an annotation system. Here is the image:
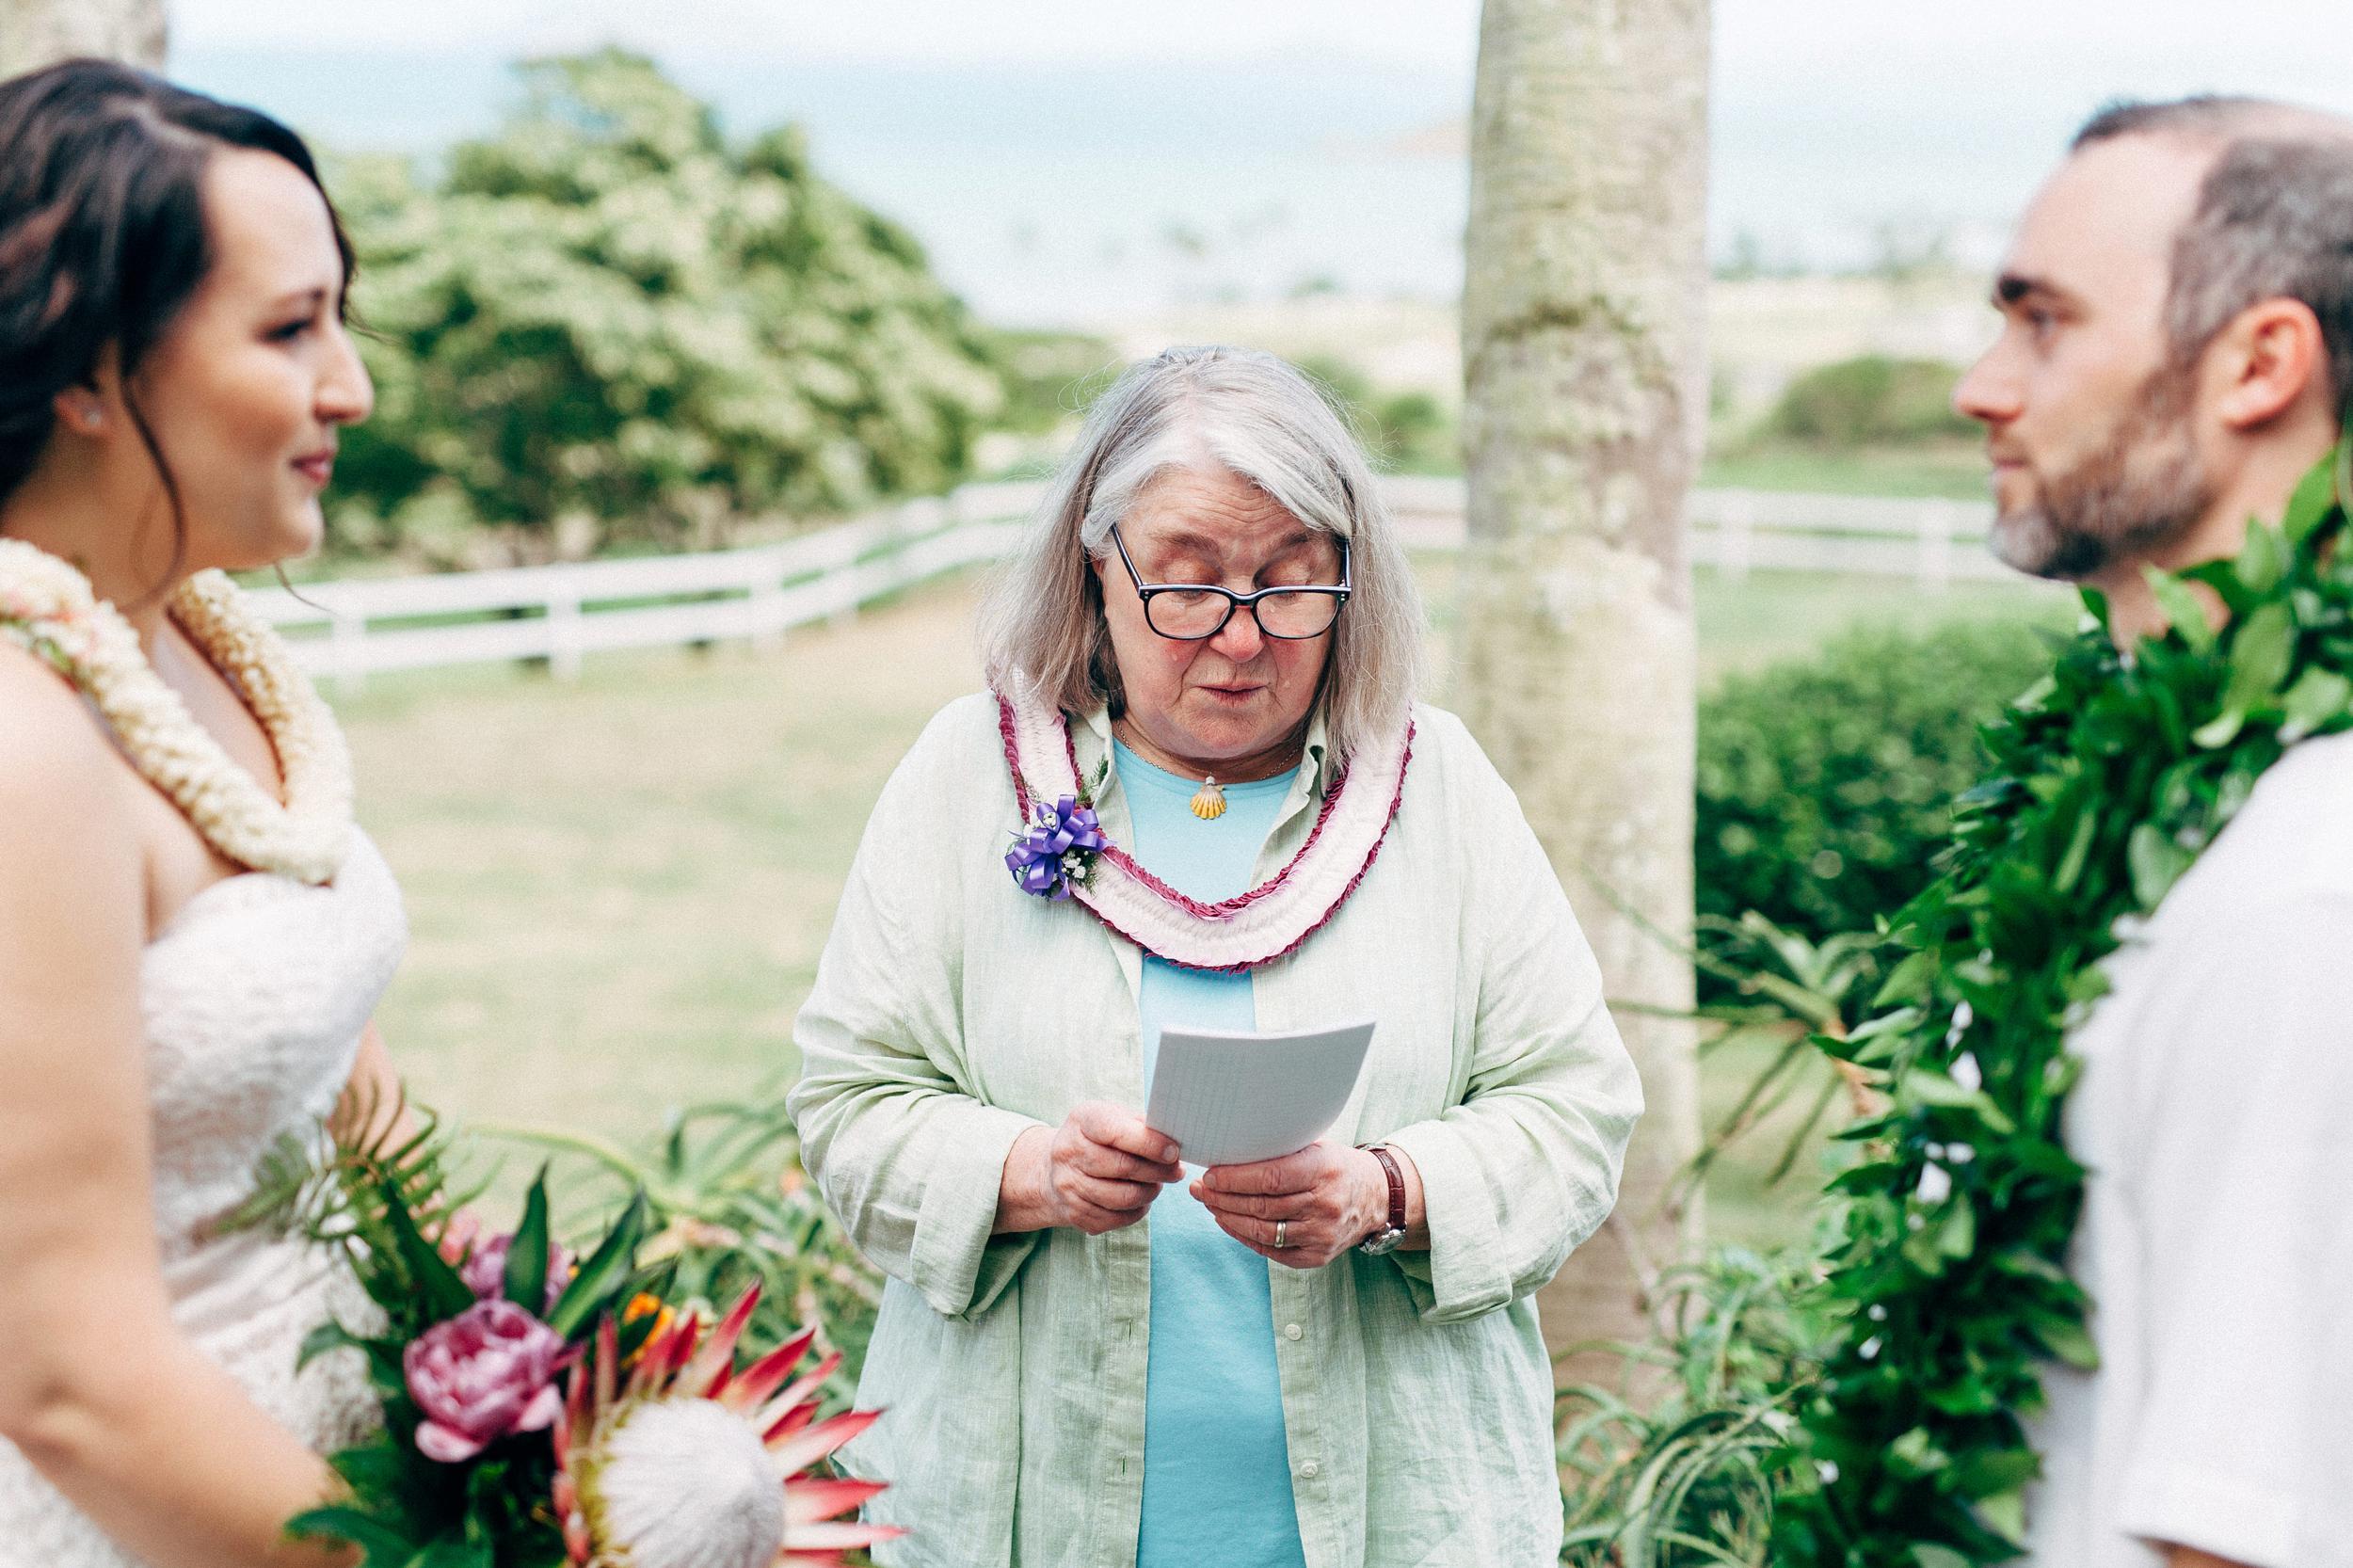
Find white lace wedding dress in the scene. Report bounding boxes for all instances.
[0,832,408,1568]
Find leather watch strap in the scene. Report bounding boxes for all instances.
[1367,1144,1406,1235]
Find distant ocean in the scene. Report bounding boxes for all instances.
[171,46,2106,328]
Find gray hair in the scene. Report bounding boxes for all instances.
[2074,96,2353,414]
[978,344,1423,762]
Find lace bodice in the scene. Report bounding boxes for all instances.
[142,831,406,1250]
[0,831,408,1567]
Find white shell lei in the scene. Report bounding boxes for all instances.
[0,538,353,885]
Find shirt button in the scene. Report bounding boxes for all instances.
[1283,1322,1304,1341]
[1298,1461,1321,1480]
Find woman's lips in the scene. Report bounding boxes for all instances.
[292,453,334,486]
[1199,683,1264,703]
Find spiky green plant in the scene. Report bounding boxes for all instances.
[478,1089,883,1398]
[223,1085,493,1326]
[1558,1248,1819,1567]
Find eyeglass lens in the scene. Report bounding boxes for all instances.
[1145,589,1341,639]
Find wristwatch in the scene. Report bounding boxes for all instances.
[1356,1144,1408,1256]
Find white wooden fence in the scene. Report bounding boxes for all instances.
[250,477,2002,690]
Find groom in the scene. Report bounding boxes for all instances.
[1952,98,2353,1568]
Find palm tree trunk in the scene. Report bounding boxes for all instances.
[1,0,166,78]
[1456,0,1711,1389]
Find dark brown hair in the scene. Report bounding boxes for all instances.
[0,57,354,572]
[2075,96,2353,419]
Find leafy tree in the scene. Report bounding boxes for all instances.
[0,0,163,77]
[333,50,1006,562]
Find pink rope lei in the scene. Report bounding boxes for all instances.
[996,689,1415,972]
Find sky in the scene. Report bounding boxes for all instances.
[167,0,2353,88]
[171,0,1486,70]
[163,1,2353,327]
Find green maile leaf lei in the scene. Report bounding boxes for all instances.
[1771,444,2353,1567]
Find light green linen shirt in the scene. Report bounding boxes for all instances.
[787,693,1641,1568]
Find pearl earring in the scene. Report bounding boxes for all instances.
[78,408,100,431]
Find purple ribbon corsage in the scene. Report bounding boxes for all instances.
[1006,794,1107,901]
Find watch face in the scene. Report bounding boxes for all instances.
[1358,1227,1405,1256]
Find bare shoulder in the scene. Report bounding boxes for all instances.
[0,641,135,849]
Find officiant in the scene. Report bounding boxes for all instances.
[787,344,1641,1568]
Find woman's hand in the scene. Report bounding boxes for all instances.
[998,1103,1184,1236]
[1193,1142,1389,1270]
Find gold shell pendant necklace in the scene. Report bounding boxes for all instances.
[1112,715,1228,823]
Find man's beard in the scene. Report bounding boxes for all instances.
[1990,368,2216,582]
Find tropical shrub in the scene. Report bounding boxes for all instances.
[1764,355,1977,448]
[1295,354,1460,474]
[1696,618,2053,949]
[987,328,1119,437]
[332,50,1007,564]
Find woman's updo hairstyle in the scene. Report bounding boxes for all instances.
[0,57,353,531]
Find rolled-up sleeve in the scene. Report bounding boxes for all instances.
[787,739,1046,1321]
[1379,733,1642,1323]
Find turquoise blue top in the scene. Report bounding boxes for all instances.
[1113,741,1308,1568]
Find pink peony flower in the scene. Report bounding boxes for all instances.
[457,1230,574,1313]
[405,1298,572,1463]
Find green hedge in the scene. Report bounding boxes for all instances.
[1764,356,1977,447]
[1696,619,2052,946]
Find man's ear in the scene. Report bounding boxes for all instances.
[2210,296,2329,431]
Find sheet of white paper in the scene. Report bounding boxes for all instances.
[1144,1020,1376,1167]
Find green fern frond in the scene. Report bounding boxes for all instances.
[218,1082,476,1268]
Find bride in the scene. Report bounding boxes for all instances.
[0,60,405,1568]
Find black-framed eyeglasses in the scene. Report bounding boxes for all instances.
[1109,522,1351,641]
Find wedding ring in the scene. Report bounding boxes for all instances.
[1273,1221,1289,1249]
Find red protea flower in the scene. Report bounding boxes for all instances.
[551,1283,903,1568]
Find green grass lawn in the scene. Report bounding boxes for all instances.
[1697,440,1993,500]
[342,563,2058,1245]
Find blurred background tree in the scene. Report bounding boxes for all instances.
[0,0,163,77]
[330,50,1008,565]
[1454,0,1712,1388]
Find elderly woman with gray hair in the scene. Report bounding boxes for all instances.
[788,345,1641,1568]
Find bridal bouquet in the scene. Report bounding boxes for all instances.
[233,1097,899,1568]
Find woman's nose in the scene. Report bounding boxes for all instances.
[1210,603,1266,662]
[318,322,376,426]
